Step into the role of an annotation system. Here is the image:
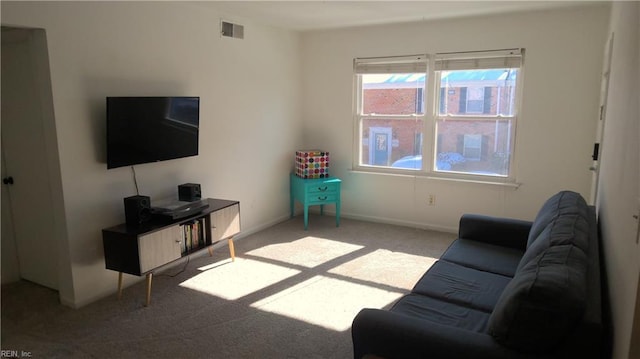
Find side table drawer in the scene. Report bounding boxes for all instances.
[307,193,339,205]
[306,183,339,194]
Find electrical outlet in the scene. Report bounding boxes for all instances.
[428,194,436,206]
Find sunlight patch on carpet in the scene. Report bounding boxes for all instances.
[329,249,437,290]
[251,275,403,331]
[180,258,300,300]
[245,236,363,268]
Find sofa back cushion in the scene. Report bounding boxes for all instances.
[487,244,588,353]
[517,211,590,273]
[527,191,589,248]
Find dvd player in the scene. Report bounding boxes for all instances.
[151,199,209,220]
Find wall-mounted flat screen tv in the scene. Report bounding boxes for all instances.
[106,96,200,169]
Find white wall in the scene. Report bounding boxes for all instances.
[301,5,610,231]
[597,2,640,358]
[1,1,302,307]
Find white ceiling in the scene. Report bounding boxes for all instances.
[201,1,604,31]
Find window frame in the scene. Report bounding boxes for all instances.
[352,49,524,183]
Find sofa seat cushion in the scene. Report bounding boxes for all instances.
[412,261,512,312]
[440,239,524,277]
[391,294,491,333]
[488,244,588,353]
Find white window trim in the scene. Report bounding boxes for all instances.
[352,49,524,184]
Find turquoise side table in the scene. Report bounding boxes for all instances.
[290,174,341,230]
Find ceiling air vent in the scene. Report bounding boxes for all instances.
[221,21,244,39]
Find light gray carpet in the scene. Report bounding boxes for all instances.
[1,215,455,358]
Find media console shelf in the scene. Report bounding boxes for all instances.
[102,198,240,306]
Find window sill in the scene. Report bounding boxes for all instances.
[348,167,521,189]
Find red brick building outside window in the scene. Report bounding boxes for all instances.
[360,68,518,176]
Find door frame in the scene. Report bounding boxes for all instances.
[1,26,70,303]
[590,32,615,204]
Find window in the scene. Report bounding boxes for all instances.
[354,55,426,169]
[354,49,523,181]
[465,87,485,114]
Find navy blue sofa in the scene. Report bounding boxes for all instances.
[352,191,603,359]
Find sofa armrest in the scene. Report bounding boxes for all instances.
[352,309,526,359]
[458,214,532,251]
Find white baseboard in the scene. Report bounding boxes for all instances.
[232,213,292,241]
[342,212,457,234]
[301,208,458,234]
[63,285,119,309]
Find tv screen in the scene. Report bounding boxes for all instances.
[106,97,200,169]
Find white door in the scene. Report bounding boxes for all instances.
[1,152,20,284]
[1,27,58,289]
[590,33,614,204]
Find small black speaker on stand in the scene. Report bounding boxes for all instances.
[124,195,151,225]
[178,183,201,202]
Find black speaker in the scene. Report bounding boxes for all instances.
[124,195,151,225]
[178,183,201,202]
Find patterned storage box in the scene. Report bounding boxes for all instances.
[295,150,330,179]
